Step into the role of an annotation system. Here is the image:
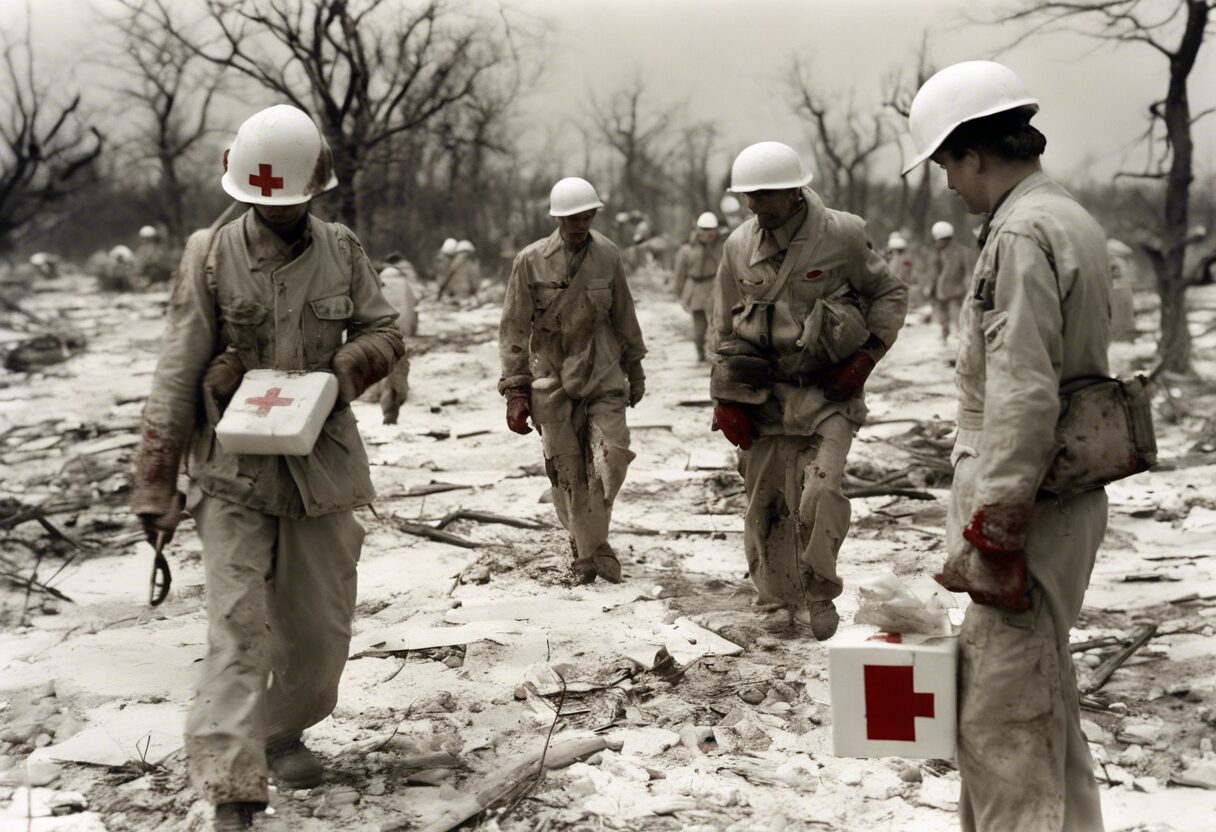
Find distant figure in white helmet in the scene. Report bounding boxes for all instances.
[131,104,404,830]
[928,220,972,342]
[367,252,419,423]
[498,177,647,585]
[434,237,458,290]
[440,239,481,299]
[906,60,1112,832]
[673,211,724,361]
[709,141,909,640]
[885,232,914,290]
[134,224,173,289]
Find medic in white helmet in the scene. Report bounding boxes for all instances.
[132,104,404,830]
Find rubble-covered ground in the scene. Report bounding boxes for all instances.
[2,266,1216,832]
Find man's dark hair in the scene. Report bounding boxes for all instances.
[937,105,1046,161]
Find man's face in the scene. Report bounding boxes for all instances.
[696,228,718,244]
[933,151,985,214]
[934,237,950,250]
[743,189,800,230]
[255,202,310,226]
[558,209,597,245]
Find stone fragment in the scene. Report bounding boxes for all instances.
[1174,758,1216,790]
[1116,744,1145,767]
[1117,722,1162,745]
[1133,776,1160,793]
[1080,719,1112,744]
[899,765,923,783]
[739,688,765,705]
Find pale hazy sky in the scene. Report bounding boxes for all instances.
[5,0,1215,185]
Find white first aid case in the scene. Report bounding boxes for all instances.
[215,369,338,456]
[828,627,958,759]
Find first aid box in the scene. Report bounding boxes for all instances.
[215,369,338,456]
[828,628,958,759]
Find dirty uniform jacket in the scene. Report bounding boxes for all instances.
[136,210,404,519]
[712,188,908,435]
[953,171,1111,510]
[498,229,646,397]
[932,240,972,302]
[674,234,724,312]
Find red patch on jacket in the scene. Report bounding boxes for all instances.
[805,270,824,280]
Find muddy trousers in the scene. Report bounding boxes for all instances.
[951,457,1107,832]
[539,395,634,567]
[737,414,854,608]
[690,311,709,360]
[932,297,962,340]
[184,495,363,804]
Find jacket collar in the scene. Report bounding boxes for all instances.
[747,186,828,267]
[243,208,316,267]
[979,170,1052,248]
[542,227,597,259]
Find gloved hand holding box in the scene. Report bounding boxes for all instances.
[216,369,339,456]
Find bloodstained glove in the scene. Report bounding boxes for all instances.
[201,351,244,426]
[819,350,876,402]
[628,377,646,407]
[711,403,752,451]
[936,503,1033,609]
[506,392,532,435]
[139,490,185,548]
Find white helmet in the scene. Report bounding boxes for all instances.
[729,141,813,193]
[931,221,955,240]
[29,252,48,266]
[903,61,1039,175]
[138,225,158,239]
[455,240,476,254]
[440,238,458,255]
[719,194,741,215]
[696,212,719,229]
[221,104,337,205]
[549,177,604,217]
[110,245,133,262]
[887,233,907,251]
[1106,239,1133,258]
[614,211,631,224]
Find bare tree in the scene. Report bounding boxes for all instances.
[0,26,103,257]
[109,1,224,243]
[992,0,1213,374]
[125,0,510,232]
[676,122,719,219]
[788,58,887,217]
[588,77,681,227]
[883,32,936,240]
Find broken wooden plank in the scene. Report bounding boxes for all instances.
[843,486,935,500]
[403,482,473,498]
[436,510,548,531]
[1080,624,1157,695]
[1069,636,1124,654]
[391,516,478,550]
[385,733,607,832]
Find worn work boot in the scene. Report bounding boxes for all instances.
[592,543,622,584]
[808,599,840,641]
[267,738,323,789]
[213,802,260,830]
[569,536,596,584]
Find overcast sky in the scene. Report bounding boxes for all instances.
[4,0,1214,186]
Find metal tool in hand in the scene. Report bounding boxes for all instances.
[149,530,173,607]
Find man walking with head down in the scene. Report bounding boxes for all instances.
[498,177,647,585]
[132,105,404,830]
[709,142,908,639]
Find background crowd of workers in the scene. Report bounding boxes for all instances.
[118,52,1144,832]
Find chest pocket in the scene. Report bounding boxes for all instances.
[221,299,269,366]
[304,293,353,368]
[585,279,613,319]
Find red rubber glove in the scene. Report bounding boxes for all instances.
[506,393,532,435]
[820,351,876,402]
[711,404,752,450]
[937,504,1033,609]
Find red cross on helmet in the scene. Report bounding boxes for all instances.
[221,104,338,206]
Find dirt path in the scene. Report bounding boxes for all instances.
[2,272,1216,831]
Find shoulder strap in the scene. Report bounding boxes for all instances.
[537,242,595,328]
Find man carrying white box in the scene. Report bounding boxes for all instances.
[131,105,404,831]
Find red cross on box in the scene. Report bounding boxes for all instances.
[249,163,285,197]
[863,664,936,741]
[244,387,295,417]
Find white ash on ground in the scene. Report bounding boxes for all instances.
[3,270,1216,830]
